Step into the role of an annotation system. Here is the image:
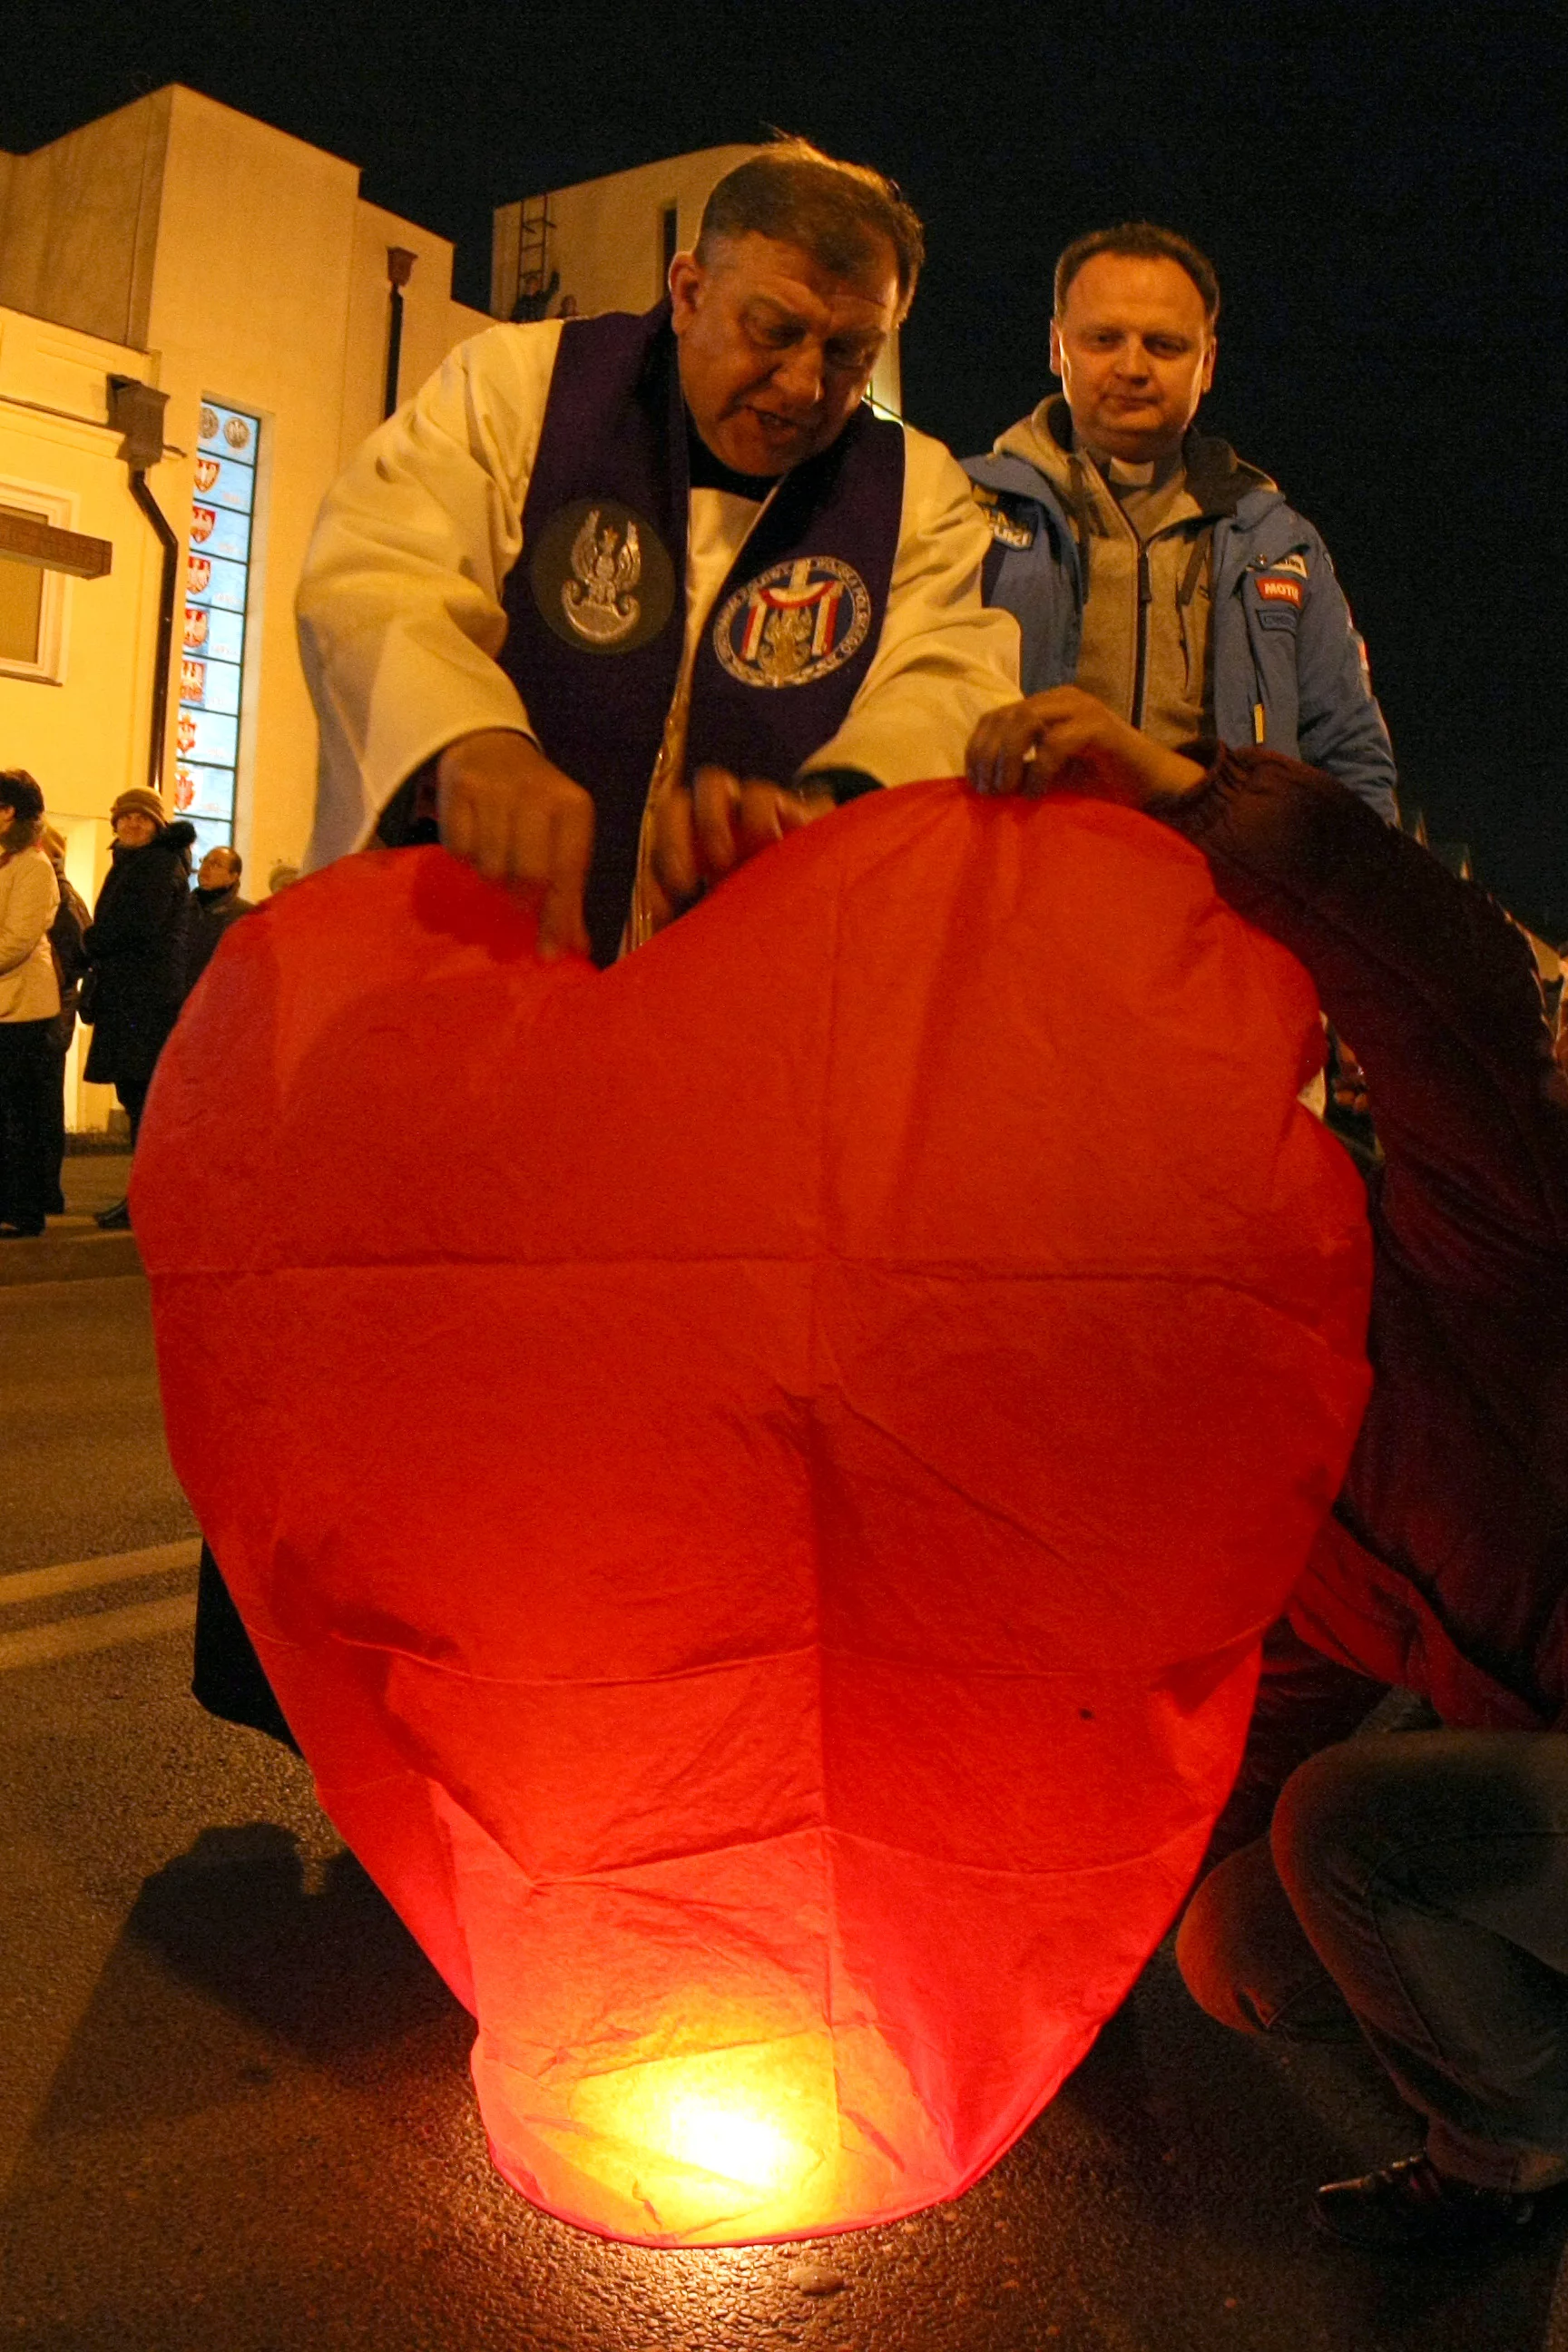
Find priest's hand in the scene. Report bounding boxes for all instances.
[966,689,1206,808]
[647,767,835,932]
[436,729,594,960]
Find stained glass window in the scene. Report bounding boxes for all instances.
[177,402,260,857]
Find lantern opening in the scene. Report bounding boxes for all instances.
[564,2032,837,2234]
[631,2090,801,2192]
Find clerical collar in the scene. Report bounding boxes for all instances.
[685,414,778,502]
[1079,440,1182,491]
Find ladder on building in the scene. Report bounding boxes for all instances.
[512,193,557,320]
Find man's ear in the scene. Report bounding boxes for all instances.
[1200,334,1218,395]
[667,252,703,334]
[1048,315,1064,377]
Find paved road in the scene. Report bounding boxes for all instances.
[0,1276,195,1574]
[0,1152,191,1576]
[4,1261,1568,2349]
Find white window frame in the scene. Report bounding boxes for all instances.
[0,476,75,685]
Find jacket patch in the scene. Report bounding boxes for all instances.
[711,557,873,688]
[1257,576,1303,608]
[1269,552,1309,579]
[970,483,1036,551]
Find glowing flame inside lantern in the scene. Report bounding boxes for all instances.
[518,2031,844,2240]
[636,2086,808,2193]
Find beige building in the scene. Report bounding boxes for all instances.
[0,84,489,1128]
[1,103,903,1132]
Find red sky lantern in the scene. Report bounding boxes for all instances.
[135,782,1370,2245]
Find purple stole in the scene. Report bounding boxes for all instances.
[501,301,905,963]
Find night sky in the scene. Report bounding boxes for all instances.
[6,2,1564,933]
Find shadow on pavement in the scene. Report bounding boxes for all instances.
[29,1825,467,2142]
[9,1842,1568,2351]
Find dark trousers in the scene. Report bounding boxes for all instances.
[42,1042,67,1212]
[41,1005,75,1214]
[1177,1730,1568,2192]
[0,1018,57,1230]
[1201,1616,1387,1870]
[117,1076,151,1147]
[191,1542,299,1753]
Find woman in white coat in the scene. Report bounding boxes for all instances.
[0,770,62,1237]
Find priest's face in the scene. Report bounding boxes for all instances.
[671,232,899,477]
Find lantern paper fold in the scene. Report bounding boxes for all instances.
[134,781,1371,2245]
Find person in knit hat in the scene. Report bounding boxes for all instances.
[81,787,195,1228]
[107,787,171,830]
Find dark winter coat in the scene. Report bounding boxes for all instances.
[45,875,93,1054]
[1156,748,1568,1731]
[185,881,254,993]
[83,824,196,1091]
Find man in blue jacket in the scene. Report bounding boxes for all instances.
[965,223,1398,818]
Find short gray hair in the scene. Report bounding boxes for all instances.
[696,139,924,307]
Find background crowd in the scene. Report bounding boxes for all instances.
[0,773,252,1236]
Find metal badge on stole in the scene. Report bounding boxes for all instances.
[530,497,676,654]
[711,556,872,688]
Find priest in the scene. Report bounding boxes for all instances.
[296,138,1020,965]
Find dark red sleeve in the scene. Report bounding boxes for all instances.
[1150,747,1568,1304]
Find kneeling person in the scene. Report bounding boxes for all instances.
[969,688,1568,2250]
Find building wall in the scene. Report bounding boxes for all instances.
[0,90,171,351]
[339,205,484,469]
[0,86,489,1130]
[0,301,168,1129]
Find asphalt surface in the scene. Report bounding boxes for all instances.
[4,1233,1568,2350]
[0,1158,195,1575]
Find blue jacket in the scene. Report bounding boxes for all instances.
[964,411,1399,820]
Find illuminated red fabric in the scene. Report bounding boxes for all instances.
[135,782,1370,2244]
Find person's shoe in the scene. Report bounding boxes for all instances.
[0,1220,44,1239]
[1312,2151,1536,2251]
[94,1197,132,1230]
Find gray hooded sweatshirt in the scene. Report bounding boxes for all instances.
[991,393,1274,746]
